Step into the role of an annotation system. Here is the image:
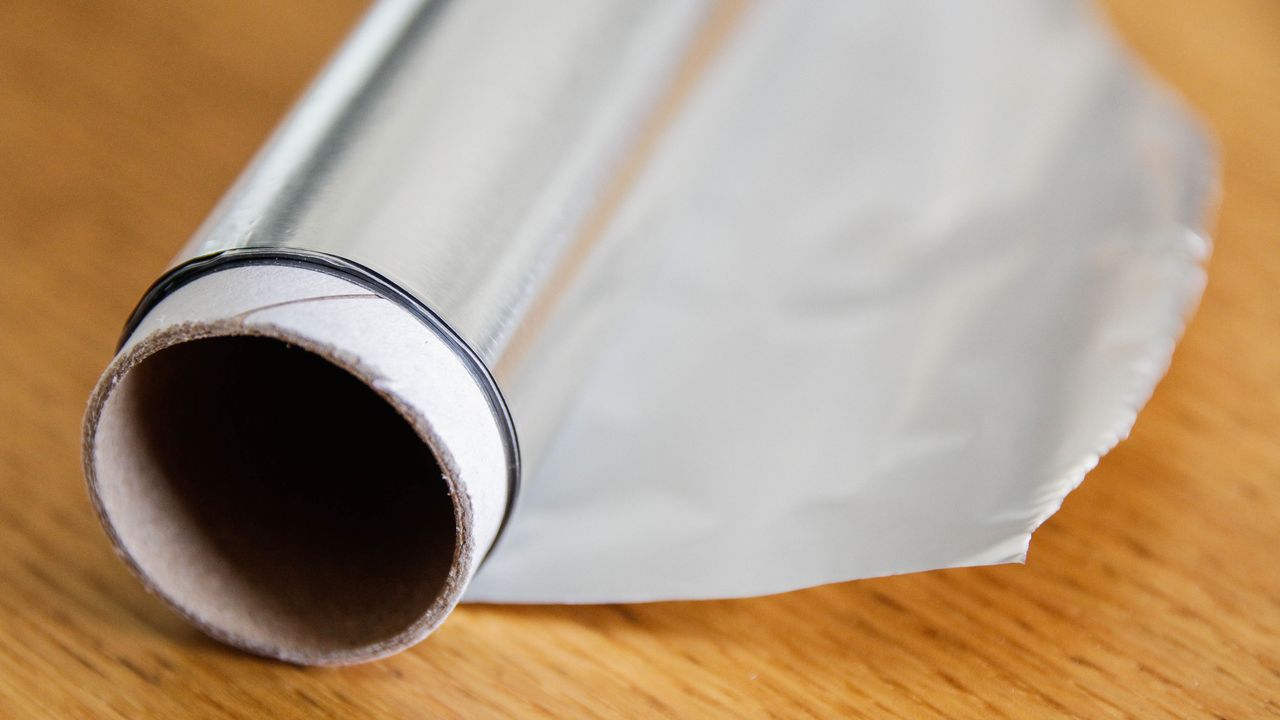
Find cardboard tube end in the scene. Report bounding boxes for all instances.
[83,266,508,664]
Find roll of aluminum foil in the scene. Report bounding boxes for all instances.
[83,0,1214,664]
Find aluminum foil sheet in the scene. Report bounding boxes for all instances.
[93,0,1214,612]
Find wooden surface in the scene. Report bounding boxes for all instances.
[1,1,1277,716]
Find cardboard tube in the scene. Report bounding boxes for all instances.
[83,264,510,664]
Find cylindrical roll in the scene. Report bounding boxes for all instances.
[84,0,714,663]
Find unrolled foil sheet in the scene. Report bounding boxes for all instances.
[85,0,1213,659]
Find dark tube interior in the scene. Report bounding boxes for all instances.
[105,336,457,660]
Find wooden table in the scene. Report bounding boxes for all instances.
[1,1,1276,716]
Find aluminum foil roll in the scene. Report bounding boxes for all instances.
[83,0,1213,664]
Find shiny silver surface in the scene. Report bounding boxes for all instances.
[151,0,1214,603]
[183,0,710,363]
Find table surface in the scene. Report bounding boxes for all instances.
[1,1,1277,717]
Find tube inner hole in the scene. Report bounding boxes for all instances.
[95,335,457,660]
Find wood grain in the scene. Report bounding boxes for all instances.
[0,1,1276,717]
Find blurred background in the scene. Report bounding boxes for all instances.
[0,1,1276,717]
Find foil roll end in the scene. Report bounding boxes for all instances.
[83,264,509,664]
